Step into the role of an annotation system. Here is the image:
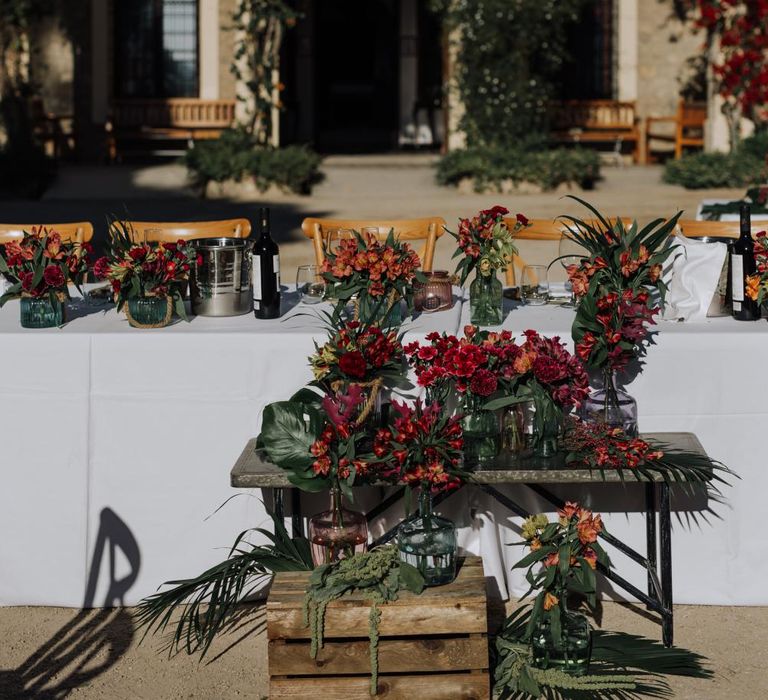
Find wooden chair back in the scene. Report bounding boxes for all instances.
[0,222,94,245]
[301,217,446,272]
[676,219,768,240]
[114,218,251,243]
[503,217,631,286]
[675,100,706,158]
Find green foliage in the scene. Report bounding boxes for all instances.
[436,146,600,192]
[432,0,588,148]
[669,128,768,193]
[663,151,765,189]
[493,605,712,699]
[230,0,298,143]
[181,128,323,196]
[302,546,424,694]
[135,510,313,658]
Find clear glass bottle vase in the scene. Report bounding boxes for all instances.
[461,393,501,466]
[531,601,592,676]
[397,489,457,586]
[579,368,638,437]
[469,269,503,326]
[308,485,368,566]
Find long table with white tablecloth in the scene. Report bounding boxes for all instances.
[0,289,762,606]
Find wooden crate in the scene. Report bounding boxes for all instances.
[267,555,490,699]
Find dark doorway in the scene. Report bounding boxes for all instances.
[313,0,399,152]
[557,0,614,100]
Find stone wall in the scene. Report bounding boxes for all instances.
[635,1,701,119]
[219,0,238,101]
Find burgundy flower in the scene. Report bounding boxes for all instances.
[469,368,498,396]
[516,213,529,226]
[43,265,65,289]
[532,356,567,384]
[480,205,509,220]
[20,271,35,292]
[338,350,367,378]
[93,256,110,279]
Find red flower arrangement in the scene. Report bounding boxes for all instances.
[310,319,404,386]
[404,325,519,402]
[564,200,680,373]
[745,230,768,304]
[372,399,464,492]
[321,229,422,325]
[451,205,529,284]
[562,418,664,471]
[0,227,91,306]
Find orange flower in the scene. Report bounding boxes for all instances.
[530,537,542,551]
[583,548,598,570]
[543,592,559,611]
[543,552,559,568]
[558,501,580,523]
[577,511,603,545]
[649,263,663,283]
[746,274,761,301]
[513,350,536,374]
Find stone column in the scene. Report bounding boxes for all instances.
[615,0,638,102]
[199,0,220,99]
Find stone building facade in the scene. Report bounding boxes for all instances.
[22,0,732,159]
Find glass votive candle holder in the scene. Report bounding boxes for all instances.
[296,264,325,304]
[521,265,550,306]
[414,270,454,313]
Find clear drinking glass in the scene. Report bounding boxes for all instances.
[296,264,325,304]
[521,265,549,305]
[558,235,586,308]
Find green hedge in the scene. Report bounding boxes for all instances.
[663,130,768,189]
[436,146,601,192]
[182,128,324,196]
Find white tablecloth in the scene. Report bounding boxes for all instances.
[0,289,761,606]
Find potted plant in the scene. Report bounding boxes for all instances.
[449,206,528,325]
[485,330,589,457]
[320,229,423,327]
[309,318,405,429]
[515,502,610,676]
[564,198,680,435]
[0,227,90,328]
[372,399,464,586]
[93,222,199,329]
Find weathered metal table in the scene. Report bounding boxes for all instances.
[231,432,709,647]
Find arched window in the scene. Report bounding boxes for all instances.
[115,0,199,98]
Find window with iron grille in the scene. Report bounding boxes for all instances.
[115,0,199,98]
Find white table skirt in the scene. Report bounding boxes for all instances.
[0,288,760,606]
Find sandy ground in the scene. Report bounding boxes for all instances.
[0,600,766,699]
[3,159,765,698]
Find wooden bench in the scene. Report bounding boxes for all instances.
[267,555,490,699]
[105,98,236,161]
[645,100,706,163]
[550,100,641,163]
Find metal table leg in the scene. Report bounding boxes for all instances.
[659,481,673,647]
[291,488,303,538]
[646,482,658,607]
[273,488,285,522]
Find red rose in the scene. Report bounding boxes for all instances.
[338,350,367,378]
[128,247,147,261]
[93,256,110,279]
[480,205,509,220]
[516,213,529,226]
[43,265,65,289]
[469,368,498,396]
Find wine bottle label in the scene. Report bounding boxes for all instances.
[252,254,262,300]
[731,253,744,302]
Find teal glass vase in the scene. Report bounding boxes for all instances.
[397,490,457,586]
[20,296,64,329]
[125,296,171,328]
[532,605,592,676]
[469,269,503,326]
[461,394,501,466]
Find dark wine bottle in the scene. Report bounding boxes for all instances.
[730,203,761,321]
[252,207,281,319]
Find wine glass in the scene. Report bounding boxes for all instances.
[521,265,549,305]
[296,264,325,304]
[557,234,586,308]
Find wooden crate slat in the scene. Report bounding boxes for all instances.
[270,672,490,699]
[268,600,487,639]
[269,635,488,676]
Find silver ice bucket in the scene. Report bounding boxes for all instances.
[190,238,253,316]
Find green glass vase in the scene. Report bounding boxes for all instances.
[356,292,403,328]
[469,269,503,326]
[461,394,501,466]
[125,296,171,328]
[20,296,64,329]
[397,490,457,586]
[532,605,592,676]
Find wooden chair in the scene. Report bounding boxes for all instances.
[0,222,93,245]
[301,217,446,272]
[645,100,706,163]
[676,219,768,240]
[113,218,251,243]
[503,217,631,286]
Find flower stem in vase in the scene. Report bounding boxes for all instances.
[579,368,638,437]
[309,484,368,566]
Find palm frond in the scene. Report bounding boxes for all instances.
[134,511,312,658]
